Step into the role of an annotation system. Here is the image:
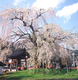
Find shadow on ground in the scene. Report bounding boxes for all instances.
[0,76,78,80]
[37,79,78,80]
[0,75,34,80]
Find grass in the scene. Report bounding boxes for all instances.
[0,69,78,80]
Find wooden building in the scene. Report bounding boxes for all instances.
[7,48,30,71]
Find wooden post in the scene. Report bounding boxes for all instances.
[16,61,18,71]
[6,56,8,69]
[7,63,8,69]
[10,63,11,71]
[25,57,27,69]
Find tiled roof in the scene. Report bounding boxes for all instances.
[8,49,30,59]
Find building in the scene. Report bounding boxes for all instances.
[0,61,6,74]
[7,48,30,71]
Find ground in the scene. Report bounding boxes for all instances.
[0,69,78,80]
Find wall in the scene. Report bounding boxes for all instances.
[0,66,3,74]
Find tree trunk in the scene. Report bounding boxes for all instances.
[38,65,39,72]
[33,46,37,73]
[66,62,68,73]
[48,62,49,68]
[53,58,56,71]
[51,59,53,72]
[43,59,44,75]
[52,61,53,72]
[34,57,36,73]
[59,58,61,72]
[45,60,47,69]
[53,62,55,71]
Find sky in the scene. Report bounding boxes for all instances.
[0,0,78,31]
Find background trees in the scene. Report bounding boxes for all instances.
[0,38,15,62]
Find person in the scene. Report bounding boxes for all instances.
[9,59,12,63]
